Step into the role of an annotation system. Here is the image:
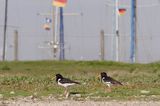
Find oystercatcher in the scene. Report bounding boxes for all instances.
[56,74,80,98]
[100,72,122,92]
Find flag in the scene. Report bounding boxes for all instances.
[43,24,50,31]
[53,0,67,7]
[45,18,52,23]
[118,8,126,16]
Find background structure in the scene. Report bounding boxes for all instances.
[0,0,160,63]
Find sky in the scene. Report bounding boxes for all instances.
[0,0,160,63]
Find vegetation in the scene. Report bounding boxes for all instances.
[0,60,160,101]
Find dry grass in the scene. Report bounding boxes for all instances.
[0,60,160,100]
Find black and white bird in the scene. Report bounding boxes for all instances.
[100,72,123,92]
[56,74,80,98]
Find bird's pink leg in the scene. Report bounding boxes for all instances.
[65,88,70,98]
[64,88,67,96]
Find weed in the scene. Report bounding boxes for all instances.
[0,61,160,100]
[1,65,10,71]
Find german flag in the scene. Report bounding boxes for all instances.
[118,8,126,16]
[53,0,67,7]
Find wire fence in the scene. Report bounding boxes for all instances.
[0,0,160,63]
[1,31,160,63]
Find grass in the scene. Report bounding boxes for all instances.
[0,60,160,101]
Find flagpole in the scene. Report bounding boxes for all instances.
[54,7,58,43]
[52,5,57,58]
[2,0,8,61]
[52,3,60,59]
[135,0,138,63]
[130,0,136,63]
[115,0,119,62]
[59,7,65,60]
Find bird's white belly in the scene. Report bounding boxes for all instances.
[58,81,75,88]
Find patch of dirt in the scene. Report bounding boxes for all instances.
[1,98,160,106]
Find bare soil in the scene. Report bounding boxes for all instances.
[1,98,160,106]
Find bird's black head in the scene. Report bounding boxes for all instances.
[56,74,63,82]
[100,72,108,82]
[101,72,107,78]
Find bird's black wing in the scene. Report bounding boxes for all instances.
[107,76,123,85]
[60,78,80,84]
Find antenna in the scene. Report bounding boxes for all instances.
[37,10,82,60]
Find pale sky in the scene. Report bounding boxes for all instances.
[0,0,160,63]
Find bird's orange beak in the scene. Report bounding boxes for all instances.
[97,74,102,82]
[51,75,56,80]
[52,77,55,80]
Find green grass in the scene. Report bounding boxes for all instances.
[0,60,160,100]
